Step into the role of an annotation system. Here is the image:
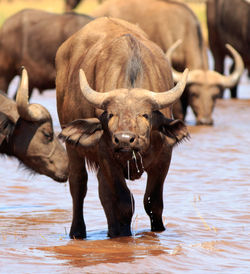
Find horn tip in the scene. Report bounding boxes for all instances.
[79,68,86,80]
[225,43,233,51]
[21,67,28,77]
[183,68,189,77]
[176,39,183,45]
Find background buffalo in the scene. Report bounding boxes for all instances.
[0,69,68,182]
[0,9,93,97]
[91,0,244,125]
[206,0,250,98]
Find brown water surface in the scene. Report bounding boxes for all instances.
[0,76,249,273]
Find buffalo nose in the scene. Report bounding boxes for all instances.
[196,117,214,126]
[113,132,136,146]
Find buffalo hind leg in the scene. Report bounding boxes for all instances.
[98,169,134,238]
[229,62,238,98]
[144,148,171,232]
[213,51,226,98]
[67,147,88,239]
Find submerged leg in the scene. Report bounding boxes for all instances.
[67,148,88,239]
[98,166,134,238]
[144,146,172,232]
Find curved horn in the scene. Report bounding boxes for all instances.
[218,44,244,88]
[79,69,117,109]
[144,68,189,110]
[166,39,187,83]
[16,67,48,121]
[79,67,189,111]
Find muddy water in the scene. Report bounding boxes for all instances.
[0,76,250,273]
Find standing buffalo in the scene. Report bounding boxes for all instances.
[92,0,244,125]
[206,0,250,98]
[56,17,189,239]
[0,9,94,97]
[0,69,68,182]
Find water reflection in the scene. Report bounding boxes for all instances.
[37,232,169,268]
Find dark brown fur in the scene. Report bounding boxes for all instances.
[0,9,93,97]
[206,0,250,98]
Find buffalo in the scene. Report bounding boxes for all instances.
[92,0,244,125]
[0,9,93,97]
[206,0,250,98]
[56,17,189,239]
[0,68,68,182]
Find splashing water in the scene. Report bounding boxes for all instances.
[132,150,140,173]
[127,159,135,235]
[138,152,144,170]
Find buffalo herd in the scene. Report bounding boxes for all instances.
[0,0,248,239]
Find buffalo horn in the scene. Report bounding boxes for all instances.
[16,68,46,121]
[79,69,118,109]
[218,44,244,88]
[79,67,188,110]
[143,68,189,110]
[166,41,244,88]
[166,39,185,83]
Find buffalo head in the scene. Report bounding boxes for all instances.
[10,68,69,182]
[59,68,189,165]
[167,40,244,125]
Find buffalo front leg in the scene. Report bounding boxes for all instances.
[67,148,88,239]
[144,148,172,232]
[97,167,134,238]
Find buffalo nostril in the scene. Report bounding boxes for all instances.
[114,137,119,144]
[129,137,135,143]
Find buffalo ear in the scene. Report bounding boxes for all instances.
[161,119,189,146]
[59,118,103,148]
[152,111,189,146]
[0,112,15,146]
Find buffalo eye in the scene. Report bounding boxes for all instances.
[108,113,114,120]
[212,93,220,100]
[43,131,53,141]
[143,114,149,120]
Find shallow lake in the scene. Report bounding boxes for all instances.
[0,70,249,273]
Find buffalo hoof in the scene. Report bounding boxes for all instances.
[151,219,165,232]
[70,231,86,239]
[108,224,132,238]
[70,227,86,239]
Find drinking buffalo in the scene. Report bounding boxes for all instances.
[206,0,250,98]
[56,17,189,238]
[0,69,68,182]
[0,9,93,97]
[92,0,244,125]
[166,40,244,124]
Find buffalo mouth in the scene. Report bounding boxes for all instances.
[53,173,68,183]
[196,119,214,126]
[113,148,145,180]
[114,147,139,160]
